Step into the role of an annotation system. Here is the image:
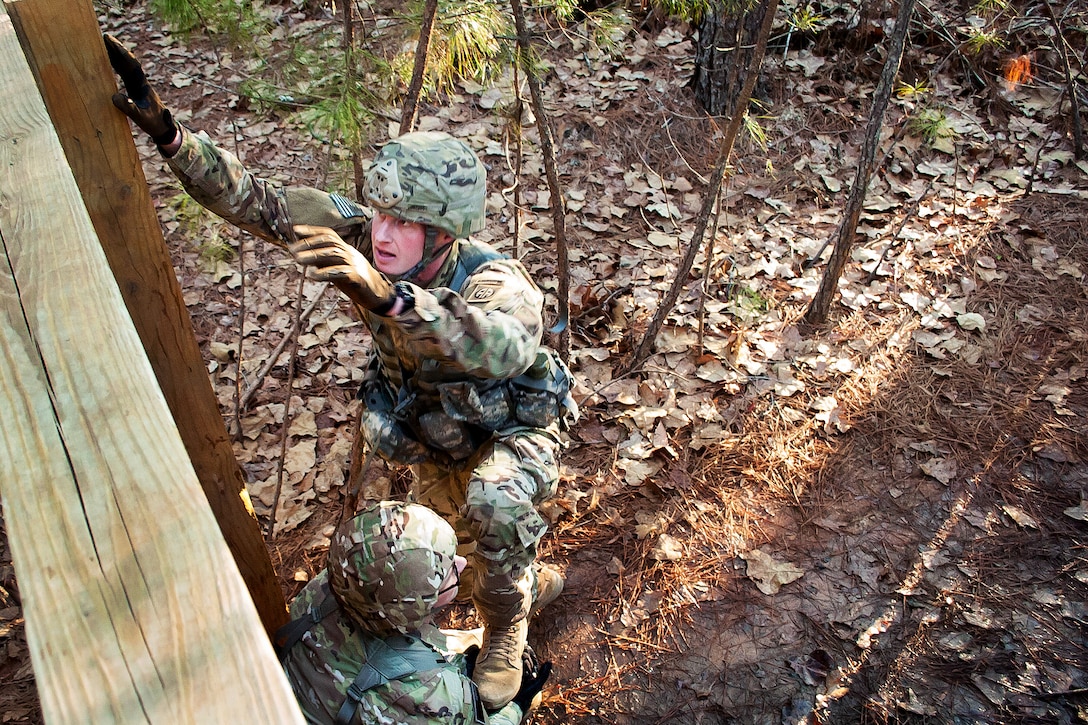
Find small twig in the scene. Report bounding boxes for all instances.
[1042,0,1084,159]
[1026,131,1060,196]
[267,233,307,539]
[576,284,631,326]
[663,117,709,186]
[914,1,987,87]
[864,180,933,284]
[594,627,673,653]
[697,180,728,356]
[207,41,250,445]
[338,444,377,532]
[235,283,329,418]
[1038,687,1088,699]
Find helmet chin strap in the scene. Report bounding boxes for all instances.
[391,225,453,285]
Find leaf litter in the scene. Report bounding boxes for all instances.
[2,1,1087,724]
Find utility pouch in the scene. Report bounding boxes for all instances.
[512,388,560,428]
[438,381,512,430]
[358,355,395,412]
[509,348,579,430]
[418,410,479,461]
[360,409,429,465]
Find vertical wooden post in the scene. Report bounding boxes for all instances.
[0,3,303,718]
[5,0,287,633]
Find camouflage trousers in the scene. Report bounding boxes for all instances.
[410,425,561,626]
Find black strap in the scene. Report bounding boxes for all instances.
[334,634,448,725]
[273,583,339,660]
[448,241,504,293]
[468,678,487,725]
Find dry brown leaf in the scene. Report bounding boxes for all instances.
[740,549,804,595]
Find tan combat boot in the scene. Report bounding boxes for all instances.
[473,618,529,709]
[529,563,564,619]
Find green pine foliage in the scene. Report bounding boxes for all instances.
[149,0,266,44]
[139,0,703,161]
[427,0,515,91]
[167,185,236,264]
[652,0,756,24]
[908,107,957,147]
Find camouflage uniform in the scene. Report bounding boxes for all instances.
[282,502,524,725]
[167,127,574,675]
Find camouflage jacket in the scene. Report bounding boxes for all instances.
[168,128,569,462]
[283,573,523,725]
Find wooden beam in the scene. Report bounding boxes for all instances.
[4,0,288,633]
[0,6,303,722]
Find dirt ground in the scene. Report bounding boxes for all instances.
[3,1,1087,724]
[501,194,1088,724]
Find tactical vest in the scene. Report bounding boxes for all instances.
[360,241,577,465]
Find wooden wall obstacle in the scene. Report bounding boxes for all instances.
[4,0,288,634]
[0,3,302,722]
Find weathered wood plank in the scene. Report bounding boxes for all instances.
[4,0,288,634]
[0,7,303,723]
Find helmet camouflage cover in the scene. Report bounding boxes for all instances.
[329,501,457,636]
[364,131,487,239]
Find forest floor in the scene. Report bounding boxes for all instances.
[3,1,1088,723]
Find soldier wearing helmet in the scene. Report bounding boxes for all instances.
[279,501,551,724]
[107,35,576,711]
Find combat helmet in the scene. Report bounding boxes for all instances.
[365,131,486,281]
[329,501,457,636]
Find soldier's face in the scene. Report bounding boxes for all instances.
[435,554,467,609]
[371,212,426,276]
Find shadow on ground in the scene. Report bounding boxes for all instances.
[526,194,1088,724]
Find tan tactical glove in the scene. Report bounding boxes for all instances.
[103,34,178,146]
[290,225,397,313]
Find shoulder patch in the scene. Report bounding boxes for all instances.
[467,281,502,302]
[330,193,367,219]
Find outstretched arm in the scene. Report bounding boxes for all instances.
[386,259,545,380]
[104,33,296,247]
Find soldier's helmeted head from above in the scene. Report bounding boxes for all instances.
[328,501,458,637]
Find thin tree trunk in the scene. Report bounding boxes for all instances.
[266,270,307,539]
[509,0,571,362]
[803,0,917,325]
[626,0,779,373]
[340,0,366,198]
[400,0,438,135]
[1042,0,1084,159]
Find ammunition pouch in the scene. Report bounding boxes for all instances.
[358,347,578,464]
[360,409,430,465]
[508,348,578,430]
[417,410,483,461]
[432,347,578,436]
[358,360,429,465]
